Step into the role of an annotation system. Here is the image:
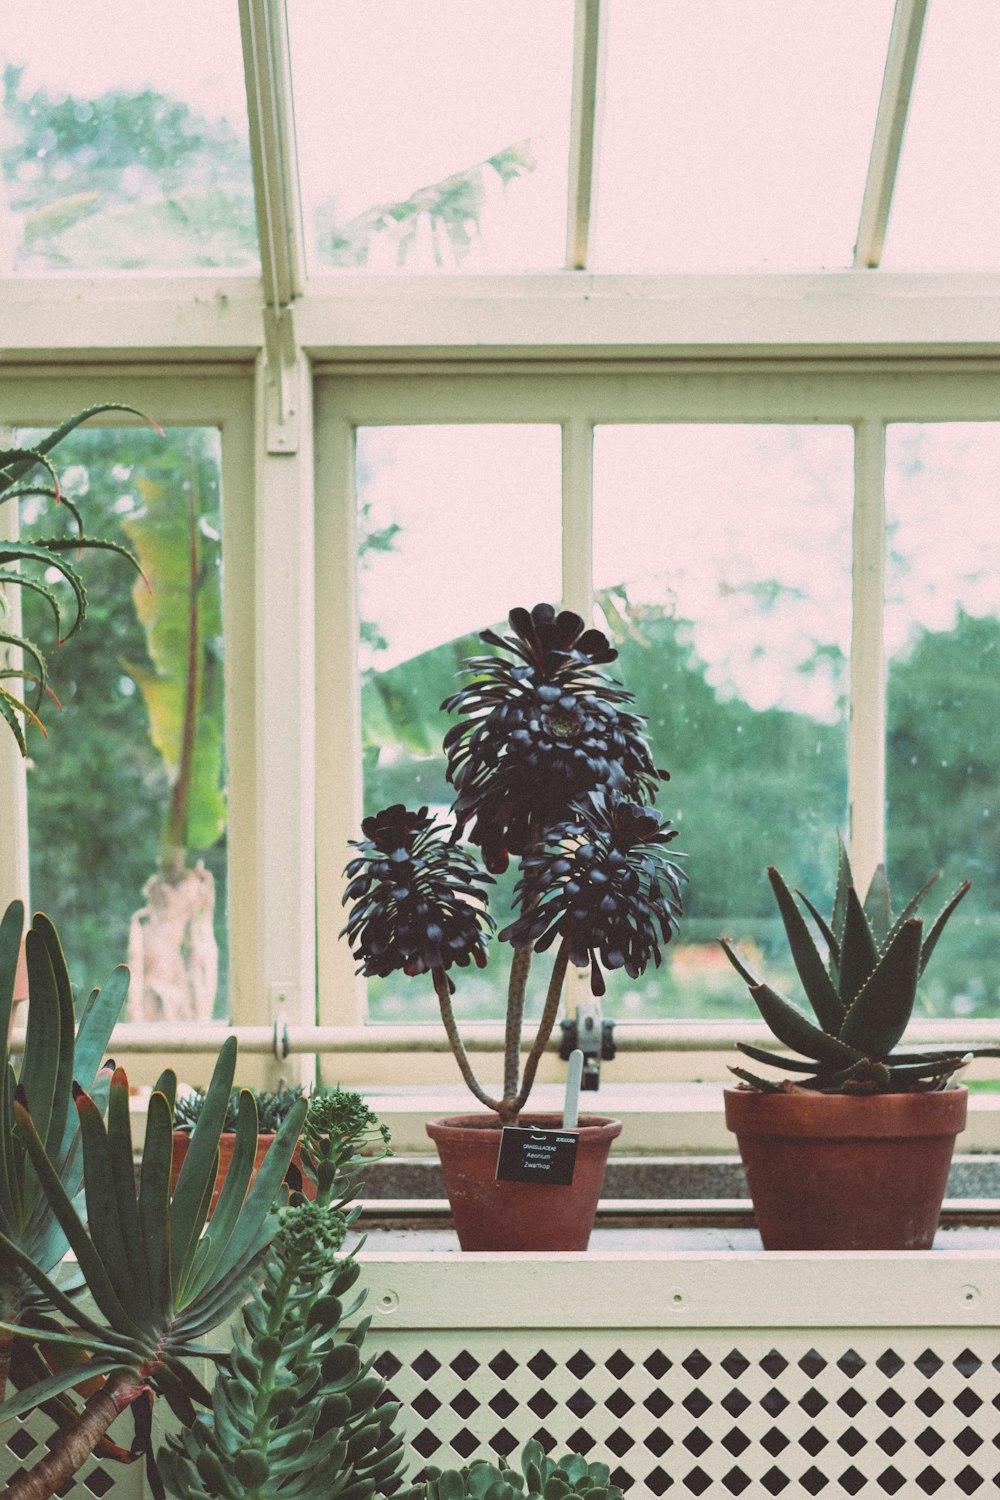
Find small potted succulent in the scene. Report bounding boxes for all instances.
[399,1439,625,1499]
[343,603,684,1250]
[720,837,1000,1249]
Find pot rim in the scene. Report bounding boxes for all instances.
[723,1082,968,1140]
[426,1111,622,1141]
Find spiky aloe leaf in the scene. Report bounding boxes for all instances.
[736,1041,826,1073]
[766,866,844,1033]
[838,918,923,1057]
[729,1068,801,1092]
[862,863,893,947]
[836,886,879,1006]
[169,1038,239,1290]
[831,830,853,949]
[919,880,971,974]
[793,888,840,977]
[882,869,941,951]
[718,937,763,990]
[748,983,863,1069]
[882,1054,972,1088]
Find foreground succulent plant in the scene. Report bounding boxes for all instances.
[399,1439,624,1500]
[721,836,1000,1093]
[343,604,685,1123]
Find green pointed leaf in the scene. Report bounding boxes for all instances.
[837,886,879,1006]
[729,1067,788,1093]
[767,866,844,1033]
[862,863,893,946]
[748,983,863,1068]
[18,928,63,1157]
[71,961,130,1106]
[170,1037,238,1289]
[919,880,971,974]
[0,1357,125,1421]
[153,1068,177,1117]
[184,1092,260,1302]
[107,1068,152,1311]
[138,1089,174,1318]
[718,937,764,990]
[839,918,923,1057]
[736,1041,825,1073]
[831,831,853,947]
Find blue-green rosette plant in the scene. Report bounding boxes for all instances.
[343,604,685,1124]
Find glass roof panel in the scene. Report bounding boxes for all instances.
[288,0,573,273]
[882,0,1000,269]
[591,0,894,272]
[0,0,257,273]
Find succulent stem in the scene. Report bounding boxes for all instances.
[431,967,502,1115]
[0,1372,148,1500]
[503,943,532,1105]
[514,938,571,1116]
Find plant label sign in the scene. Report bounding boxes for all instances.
[495,1127,578,1186]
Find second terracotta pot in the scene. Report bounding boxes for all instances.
[170,1132,313,1215]
[724,1084,967,1250]
[426,1111,621,1251]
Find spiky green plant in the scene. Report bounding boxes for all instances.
[157,1087,406,1500]
[0,404,149,753]
[399,1439,624,1500]
[0,901,128,1432]
[720,837,1000,1092]
[0,1035,305,1499]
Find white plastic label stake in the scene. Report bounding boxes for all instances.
[563,1048,584,1129]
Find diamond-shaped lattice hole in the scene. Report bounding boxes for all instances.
[761,1428,789,1458]
[610,1467,634,1495]
[683,1429,711,1458]
[451,1351,480,1380]
[915,1351,944,1379]
[955,1466,985,1495]
[606,1389,634,1418]
[528,1390,556,1419]
[877,1390,905,1418]
[644,1350,672,1380]
[606,1349,634,1379]
[487,1391,517,1420]
[412,1390,441,1419]
[760,1350,788,1378]
[721,1350,750,1379]
[683,1390,711,1418]
[606,1428,635,1458]
[451,1429,480,1460]
[876,1349,904,1378]
[567,1389,595,1418]
[877,1427,905,1456]
[722,1428,750,1457]
[954,1388,983,1417]
[646,1467,673,1496]
[83,1472,116,1498]
[800,1427,828,1458]
[838,1389,866,1417]
[722,1469,752,1495]
[760,1466,790,1495]
[645,1388,673,1418]
[375,1352,402,1379]
[566,1350,595,1379]
[721,1389,750,1418]
[6,1431,39,1461]
[412,1352,441,1380]
[954,1349,982,1378]
[877,1468,906,1496]
[413,1429,442,1459]
[837,1350,866,1378]
[645,1428,673,1458]
[451,1390,480,1420]
[838,1428,866,1457]
[916,1427,944,1456]
[490,1351,518,1380]
[839,1467,866,1497]
[955,1425,983,1455]
[915,1389,943,1417]
[760,1389,789,1418]
[532,1428,556,1454]
[683,1467,712,1496]
[683,1350,711,1379]
[527,1351,556,1379]
[566,1428,595,1457]
[800,1388,828,1417]
[915,1468,945,1495]
[799,1349,827,1378]
[800,1468,828,1497]
[489,1429,519,1459]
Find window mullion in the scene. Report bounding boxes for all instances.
[562,415,594,617]
[849,419,887,889]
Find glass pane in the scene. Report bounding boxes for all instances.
[0,4,257,272]
[885,424,1000,1018]
[592,0,894,271]
[356,425,562,1020]
[593,425,853,1019]
[883,0,1000,269]
[289,1,573,272]
[20,426,229,1022]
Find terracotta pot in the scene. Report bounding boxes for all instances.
[170,1132,312,1215]
[724,1085,968,1250]
[426,1112,622,1252]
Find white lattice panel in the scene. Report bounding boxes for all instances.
[1,1409,145,1497]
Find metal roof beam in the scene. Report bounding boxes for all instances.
[566,0,606,270]
[854,0,928,269]
[239,0,306,308]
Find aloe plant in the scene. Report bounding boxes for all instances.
[0,405,147,753]
[720,836,1000,1092]
[0,1035,306,1499]
[400,1440,624,1500]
